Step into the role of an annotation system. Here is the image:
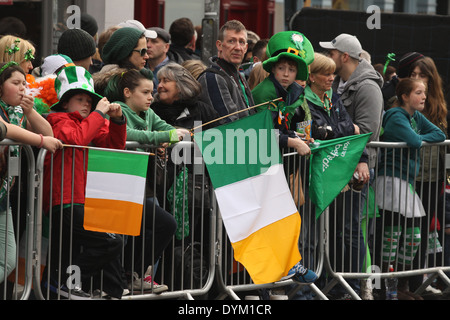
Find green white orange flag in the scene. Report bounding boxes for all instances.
[83,148,149,236]
[309,133,372,219]
[194,110,301,284]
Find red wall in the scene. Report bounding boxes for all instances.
[135,0,165,28]
[134,0,275,39]
[220,0,275,39]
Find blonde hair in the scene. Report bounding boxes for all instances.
[248,63,269,90]
[307,52,336,85]
[0,35,35,64]
[182,59,207,80]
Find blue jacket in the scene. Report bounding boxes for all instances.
[306,89,355,140]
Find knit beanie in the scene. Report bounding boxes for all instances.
[58,28,97,62]
[102,27,144,65]
[397,52,424,78]
[81,13,99,37]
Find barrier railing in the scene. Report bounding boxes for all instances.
[32,142,217,300]
[0,141,36,300]
[212,149,328,300]
[2,139,450,300]
[321,141,450,300]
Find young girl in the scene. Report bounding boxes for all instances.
[0,36,35,74]
[0,61,62,286]
[105,68,186,293]
[375,78,446,299]
[407,57,448,293]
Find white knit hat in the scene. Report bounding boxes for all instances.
[40,54,75,77]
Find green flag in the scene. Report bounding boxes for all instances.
[309,133,372,219]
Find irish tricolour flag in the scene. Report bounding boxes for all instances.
[194,110,301,284]
[83,148,149,236]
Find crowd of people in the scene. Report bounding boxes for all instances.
[0,12,449,301]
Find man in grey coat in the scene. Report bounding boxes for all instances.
[321,33,384,181]
[320,33,384,299]
[198,20,254,124]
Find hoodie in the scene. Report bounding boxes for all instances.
[332,59,384,169]
[379,107,446,184]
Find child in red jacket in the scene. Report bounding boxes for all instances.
[42,66,127,300]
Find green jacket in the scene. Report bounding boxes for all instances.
[252,76,310,127]
[117,101,175,146]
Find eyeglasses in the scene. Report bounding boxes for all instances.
[133,48,148,57]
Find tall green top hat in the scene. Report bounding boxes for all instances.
[263,31,315,81]
[52,66,103,111]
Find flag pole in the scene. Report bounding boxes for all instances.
[190,98,283,133]
[61,144,153,156]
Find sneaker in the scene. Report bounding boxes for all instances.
[142,266,168,294]
[288,262,318,284]
[128,267,168,294]
[92,289,121,300]
[43,280,91,300]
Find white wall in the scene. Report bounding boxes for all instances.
[86,0,135,35]
[164,0,205,29]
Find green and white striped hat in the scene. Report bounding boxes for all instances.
[51,66,103,111]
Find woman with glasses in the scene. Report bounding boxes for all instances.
[94,27,151,96]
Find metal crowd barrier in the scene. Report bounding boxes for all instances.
[0,141,36,300]
[213,149,328,300]
[322,141,450,300]
[31,142,217,300]
[3,139,450,300]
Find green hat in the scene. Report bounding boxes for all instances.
[263,31,315,81]
[102,27,144,65]
[52,66,103,112]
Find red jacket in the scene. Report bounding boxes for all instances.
[43,111,127,212]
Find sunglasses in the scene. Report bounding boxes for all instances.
[133,48,148,57]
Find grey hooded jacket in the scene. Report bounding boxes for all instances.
[333,59,384,169]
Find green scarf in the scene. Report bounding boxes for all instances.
[305,86,333,115]
[0,99,27,205]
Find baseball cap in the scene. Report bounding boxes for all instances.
[148,27,171,43]
[319,33,362,60]
[118,20,157,39]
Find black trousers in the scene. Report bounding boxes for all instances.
[123,198,177,277]
[46,205,125,299]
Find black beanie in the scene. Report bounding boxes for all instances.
[58,28,97,61]
[81,13,98,37]
[397,52,425,78]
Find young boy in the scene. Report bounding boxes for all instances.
[252,31,314,156]
[251,31,318,284]
[42,66,127,300]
